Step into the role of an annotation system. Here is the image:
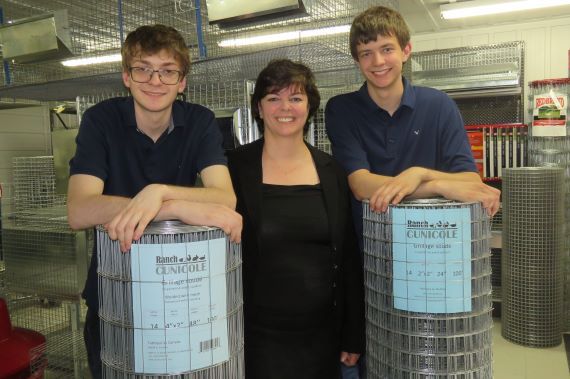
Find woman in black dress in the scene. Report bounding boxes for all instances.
[227,59,364,379]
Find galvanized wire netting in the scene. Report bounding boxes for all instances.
[1,155,90,376]
[2,156,89,300]
[363,199,493,379]
[527,79,570,333]
[5,294,89,378]
[501,167,565,347]
[0,0,394,95]
[97,222,244,378]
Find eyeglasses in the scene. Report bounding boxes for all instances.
[128,66,183,85]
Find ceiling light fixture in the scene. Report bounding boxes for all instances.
[218,25,350,48]
[61,53,122,67]
[440,0,570,20]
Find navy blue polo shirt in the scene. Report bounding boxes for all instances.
[70,97,227,309]
[325,78,477,247]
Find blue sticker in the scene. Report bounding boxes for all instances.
[130,238,229,373]
[392,207,472,313]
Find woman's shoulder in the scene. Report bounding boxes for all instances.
[308,144,344,170]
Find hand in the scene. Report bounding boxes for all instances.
[340,351,360,367]
[369,167,425,212]
[435,179,501,216]
[170,201,243,243]
[105,184,165,252]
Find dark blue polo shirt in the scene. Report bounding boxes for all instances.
[325,78,477,246]
[69,97,227,309]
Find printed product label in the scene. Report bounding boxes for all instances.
[130,238,229,373]
[532,91,567,136]
[392,208,472,313]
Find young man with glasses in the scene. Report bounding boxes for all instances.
[67,24,242,378]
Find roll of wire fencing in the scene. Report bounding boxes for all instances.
[501,167,565,347]
[97,221,244,378]
[527,78,570,333]
[363,199,493,379]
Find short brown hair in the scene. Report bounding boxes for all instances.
[350,6,410,60]
[251,59,320,135]
[121,24,190,76]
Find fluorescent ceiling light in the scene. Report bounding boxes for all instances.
[441,0,570,20]
[218,25,350,47]
[61,53,121,67]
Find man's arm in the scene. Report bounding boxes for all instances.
[105,164,238,251]
[349,167,500,215]
[67,174,130,230]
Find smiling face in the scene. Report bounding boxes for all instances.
[258,85,309,141]
[355,34,411,94]
[122,49,187,118]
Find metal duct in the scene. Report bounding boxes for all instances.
[205,0,305,25]
[501,167,565,347]
[97,221,244,378]
[363,199,493,378]
[0,10,73,63]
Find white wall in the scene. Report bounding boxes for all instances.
[411,16,570,123]
[0,105,51,205]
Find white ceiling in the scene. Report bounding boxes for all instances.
[399,0,570,34]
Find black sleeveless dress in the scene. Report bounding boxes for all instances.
[244,184,340,379]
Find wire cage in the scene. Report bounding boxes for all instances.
[2,156,89,300]
[1,156,90,378]
[410,42,524,92]
[5,294,89,378]
[0,0,394,99]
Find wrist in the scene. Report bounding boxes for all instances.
[151,183,169,200]
[157,199,178,220]
[419,167,435,181]
[423,178,441,194]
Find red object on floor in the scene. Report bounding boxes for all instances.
[0,298,47,379]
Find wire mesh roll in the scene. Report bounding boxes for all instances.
[97,221,244,378]
[528,79,570,332]
[501,167,565,347]
[363,199,493,379]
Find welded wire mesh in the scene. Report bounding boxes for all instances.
[490,248,502,301]
[363,199,492,379]
[97,221,244,378]
[410,42,524,91]
[527,79,570,333]
[2,156,89,300]
[12,156,58,215]
[6,294,89,378]
[410,42,525,148]
[2,222,88,299]
[501,167,565,347]
[0,0,393,98]
[456,96,524,125]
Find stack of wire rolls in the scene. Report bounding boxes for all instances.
[97,221,244,378]
[363,199,493,379]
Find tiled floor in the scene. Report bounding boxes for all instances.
[493,319,570,379]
